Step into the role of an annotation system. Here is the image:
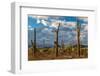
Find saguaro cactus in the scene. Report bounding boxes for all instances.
[54,23,60,57]
[31,40,34,49]
[34,28,36,54]
[56,27,59,56]
[31,28,37,56]
[76,18,81,57]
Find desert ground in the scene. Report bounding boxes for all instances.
[28,47,88,61]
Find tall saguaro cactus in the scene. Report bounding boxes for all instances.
[53,23,60,57]
[31,28,37,56]
[76,18,81,57]
[34,28,36,54]
[56,24,60,56]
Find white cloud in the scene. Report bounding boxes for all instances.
[49,20,77,31]
[80,35,86,41]
[28,27,34,31]
[29,15,49,26]
[51,21,59,29]
[50,20,66,29]
[81,23,87,26]
[41,20,48,26]
[81,24,88,32]
[78,17,88,23]
[42,28,52,34]
[80,31,88,41]
[28,25,31,28]
[37,19,41,24]
[28,25,34,30]
[66,22,76,27]
[59,30,77,41]
[43,28,49,31]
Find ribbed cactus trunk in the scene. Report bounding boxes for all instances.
[77,19,81,57]
[31,40,34,56]
[56,30,58,56]
[34,28,36,54]
[31,28,37,56]
[55,24,60,57]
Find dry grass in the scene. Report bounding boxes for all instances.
[28,47,88,61]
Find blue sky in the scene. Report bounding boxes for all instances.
[28,15,88,48]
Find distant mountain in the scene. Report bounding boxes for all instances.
[72,44,88,48]
[28,43,88,48]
